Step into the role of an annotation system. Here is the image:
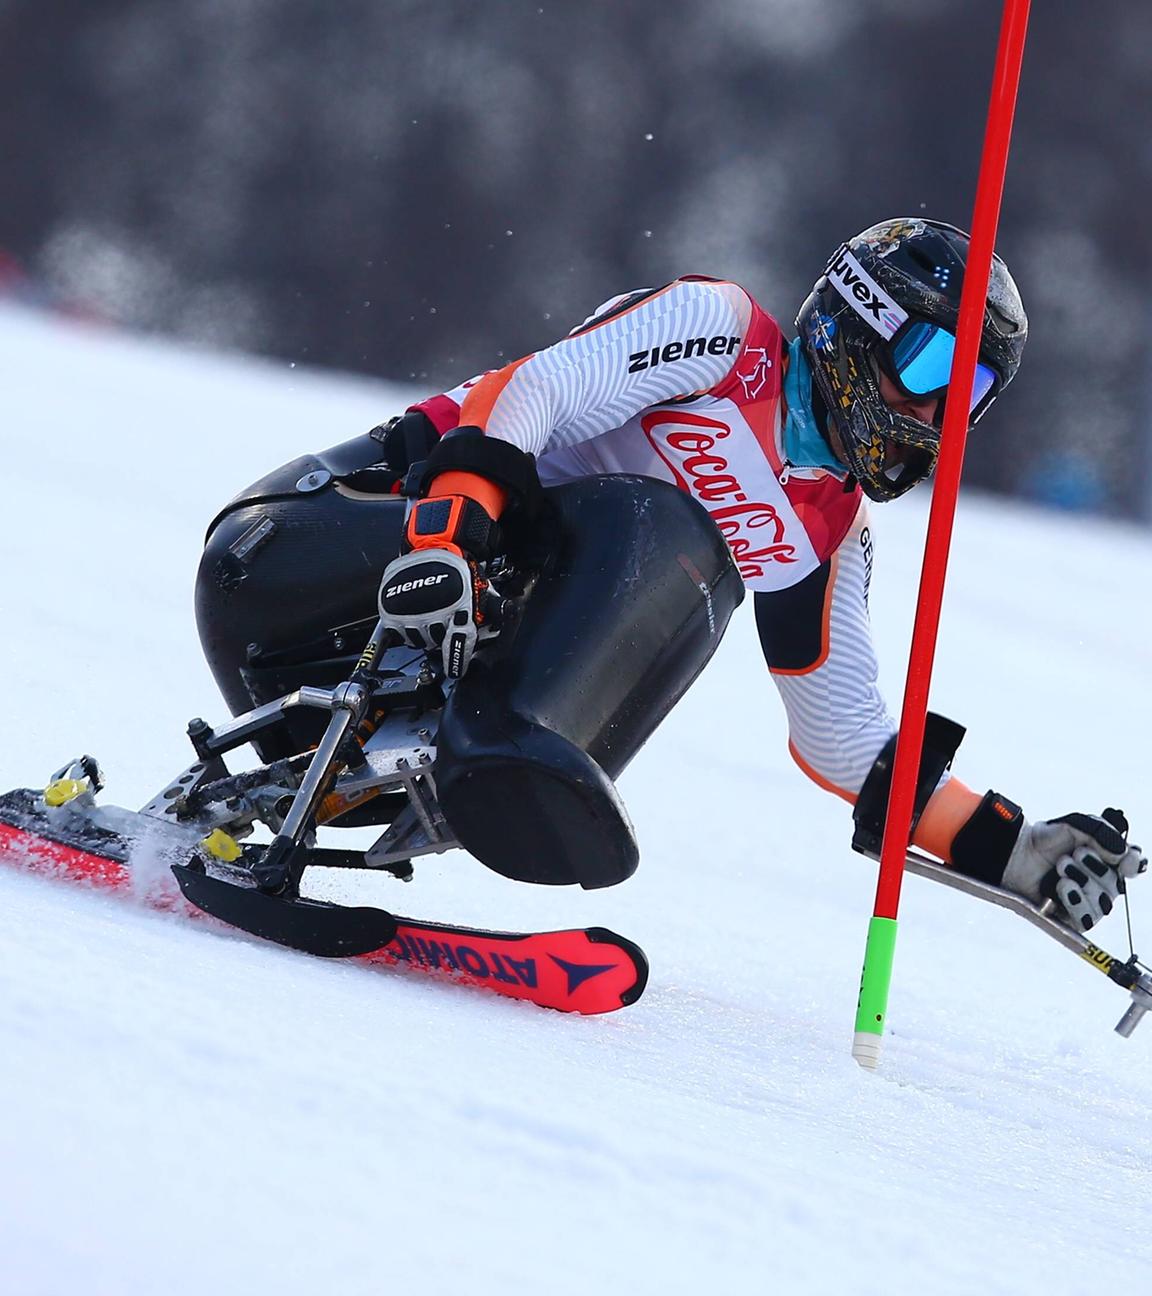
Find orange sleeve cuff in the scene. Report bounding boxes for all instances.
[912,777,983,863]
[459,356,533,430]
[427,469,508,520]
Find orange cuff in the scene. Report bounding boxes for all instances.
[912,777,984,864]
[428,469,508,520]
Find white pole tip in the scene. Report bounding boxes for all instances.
[852,1032,883,1070]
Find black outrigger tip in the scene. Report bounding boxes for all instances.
[172,862,398,958]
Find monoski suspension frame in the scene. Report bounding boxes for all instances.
[141,621,460,893]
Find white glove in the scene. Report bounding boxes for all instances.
[378,547,494,679]
[1002,811,1147,931]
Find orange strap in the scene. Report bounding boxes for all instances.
[405,495,468,554]
[427,469,507,520]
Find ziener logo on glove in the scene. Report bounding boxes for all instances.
[447,631,468,677]
[385,573,449,599]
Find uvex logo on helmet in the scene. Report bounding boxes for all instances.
[826,246,907,340]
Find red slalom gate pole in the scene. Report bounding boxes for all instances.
[852,0,1032,1070]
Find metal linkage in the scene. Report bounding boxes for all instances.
[140,760,231,826]
[127,611,460,897]
[363,753,457,868]
[184,687,339,760]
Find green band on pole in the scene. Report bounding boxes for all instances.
[855,916,899,1036]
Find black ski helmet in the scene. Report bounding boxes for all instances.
[795,218,1027,502]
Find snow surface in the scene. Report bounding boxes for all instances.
[2,304,1151,1295]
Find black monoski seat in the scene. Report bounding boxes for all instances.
[435,474,744,890]
[195,450,743,888]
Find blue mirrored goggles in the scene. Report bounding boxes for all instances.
[886,321,998,414]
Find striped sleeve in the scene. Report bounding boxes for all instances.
[759,500,898,802]
[457,278,753,456]
[758,502,983,859]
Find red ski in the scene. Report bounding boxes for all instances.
[0,789,647,1015]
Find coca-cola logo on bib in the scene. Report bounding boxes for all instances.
[642,411,796,577]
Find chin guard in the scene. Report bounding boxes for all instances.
[851,712,966,857]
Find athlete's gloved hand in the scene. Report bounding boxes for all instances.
[358,411,442,492]
[376,430,545,677]
[1002,810,1147,931]
[377,543,496,678]
[951,796,1147,932]
[377,485,505,679]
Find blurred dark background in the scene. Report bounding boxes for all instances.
[2,0,1149,517]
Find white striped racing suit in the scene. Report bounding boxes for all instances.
[408,276,975,855]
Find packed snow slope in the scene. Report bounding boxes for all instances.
[2,304,1150,1296]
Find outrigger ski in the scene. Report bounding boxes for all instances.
[171,861,400,958]
[858,842,1152,1037]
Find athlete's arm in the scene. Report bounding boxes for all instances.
[408,278,753,454]
[756,500,981,861]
